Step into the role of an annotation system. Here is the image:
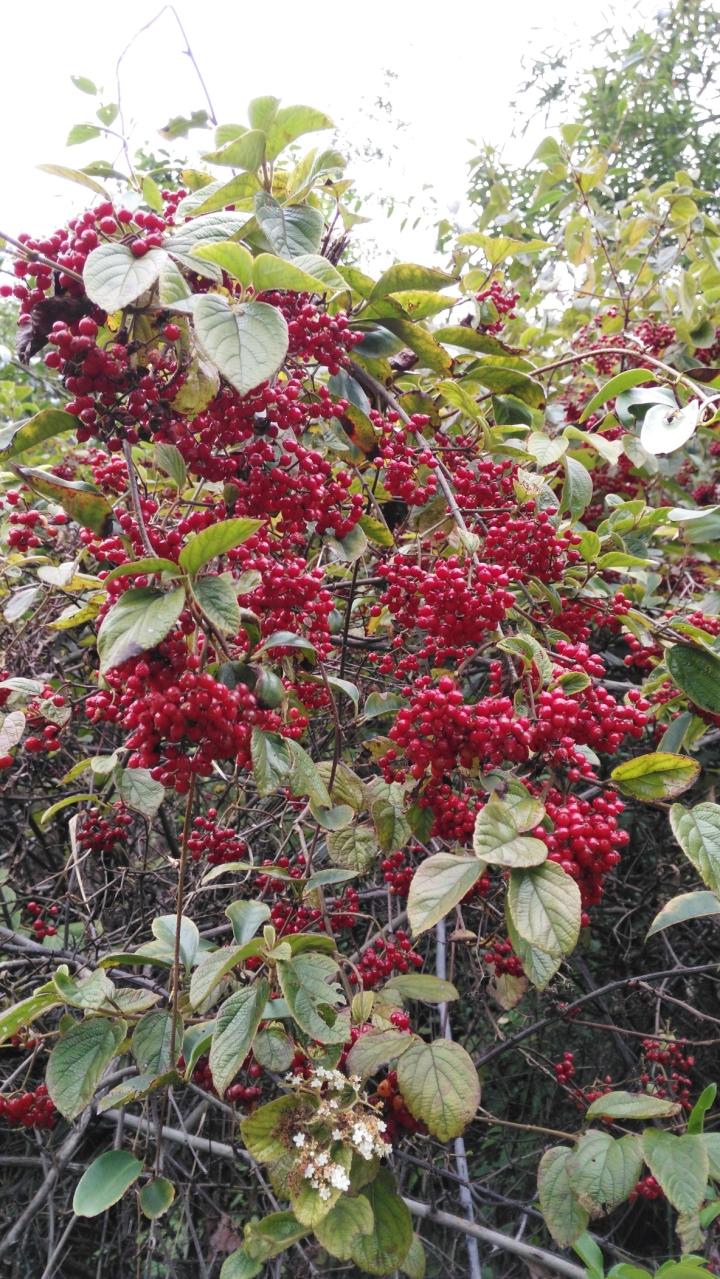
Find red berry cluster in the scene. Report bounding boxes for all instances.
[76,804,134,856]
[540,789,629,916]
[188,813,248,865]
[483,938,524,978]
[257,291,364,374]
[358,931,423,989]
[553,1051,576,1084]
[372,411,439,506]
[26,901,58,939]
[378,557,514,666]
[383,677,530,782]
[629,1175,664,1202]
[483,506,582,583]
[0,1085,56,1130]
[475,281,519,333]
[375,1070,424,1141]
[640,1037,694,1110]
[86,634,297,793]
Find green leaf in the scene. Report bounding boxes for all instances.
[204,129,266,169]
[407,853,483,937]
[209,980,268,1094]
[457,232,549,261]
[241,1094,306,1162]
[384,974,458,1003]
[252,1026,294,1072]
[586,1091,681,1120]
[83,243,166,311]
[252,253,338,295]
[104,557,180,582]
[438,378,482,420]
[192,573,241,635]
[255,194,324,258]
[290,253,348,295]
[528,431,568,466]
[116,767,165,818]
[226,900,272,945]
[471,364,544,407]
[288,740,332,808]
[179,518,263,575]
[189,943,261,1010]
[67,123,102,145]
[97,586,186,673]
[37,163,107,196]
[47,1017,126,1119]
[0,990,62,1046]
[345,1028,416,1079]
[265,105,333,160]
[667,644,720,714]
[538,1147,589,1247]
[193,295,289,396]
[71,75,98,94]
[688,1084,717,1135]
[53,968,114,1010]
[400,1236,427,1279]
[251,728,294,795]
[374,317,452,374]
[327,824,379,872]
[11,466,112,534]
[73,1150,142,1217]
[642,1130,708,1215]
[435,325,514,354]
[310,803,355,831]
[370,263,456,299]
[611,753,701,801]
[568,1131,643,1215]
[397,1038,480,1140]
[351,1170,413,1274]
[154,441,188,489]
[219,1248,263,1279]
[371,794,411,854]
[670,804,720,893]
[277,953,347,1044]
[139,1177,175,1219]
[191,241,254,286]
[580,370,656,422]
[648,890,720,938]
[561,456,593,520]
[131,1011,181,1074]
[244,1209,308,1261]
[168,212,249,253]
[472,802,548,868]
[150,914,199,966]
[314,1194,374,1260]
[507,861,581,957]
[0,409,77,459]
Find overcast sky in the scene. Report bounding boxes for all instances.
[1,0,658,266]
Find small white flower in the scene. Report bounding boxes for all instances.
[303,1164,315,1180]
[319,1186,332,1201]
[329,1099,339,1109]
[315,1151,329,1167]
[332,1128,343,1140]
[328,1164,350,1191]
[377,1120,387,1132]
[292,1132,306,1148]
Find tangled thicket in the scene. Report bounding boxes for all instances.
[2,8,720,1278]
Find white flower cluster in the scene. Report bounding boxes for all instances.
[285,1065,360,1092]
[285,1063,390,1199]
[297,1137,351,1200]
[349,1117,391,1162]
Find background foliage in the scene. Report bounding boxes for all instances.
[2,3,720,1277]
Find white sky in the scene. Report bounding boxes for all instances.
[0,0,658,266]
